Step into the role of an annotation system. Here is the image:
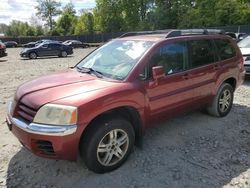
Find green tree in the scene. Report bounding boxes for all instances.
[94,0,124,32]
[75,12,94,34]
[35,25,45,36]
[178,0,250,28]
[26,26,36,36]
[6,21,31,36]
[35,0,61,33]
[56,2,77,35]
[0,24,8,35]
[63,1,76,15]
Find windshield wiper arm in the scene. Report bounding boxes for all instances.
[79,67,103,78]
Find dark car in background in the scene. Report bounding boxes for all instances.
[20,42,73,59]
[23,39,53,48]
[4,41,18,48]
[63,40,89,48]
[0,40,7,57]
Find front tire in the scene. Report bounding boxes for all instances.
[207,83,234,117]
[80,116,135,173]
[29,52,37,59]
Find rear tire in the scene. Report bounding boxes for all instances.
[80,116,135,173]
[207,83,234,117]
[60,51,67,57]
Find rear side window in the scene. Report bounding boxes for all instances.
[49,43,61,48]
[188,40,216,68]
[214,39,236,60]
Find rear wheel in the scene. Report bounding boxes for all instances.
[80,116,135,173]
[60,51,67,57]
[29,52,37,59]
[207,83,234,117]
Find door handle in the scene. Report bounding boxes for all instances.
[213,64,220,70]
[182,73,189,80]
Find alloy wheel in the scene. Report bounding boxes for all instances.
[219,89,232,113]
[97,129,129,166]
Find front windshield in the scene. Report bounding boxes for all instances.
[77,40,154,80]
[238,37,250,48]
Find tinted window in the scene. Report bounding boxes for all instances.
[49,43,61,48]
[189,40,215,68]
[214,39,236,60]
[41,44,48,48]
[149,42,187,75]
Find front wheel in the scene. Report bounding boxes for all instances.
[80,117,135,173]
[207,83,234,117]
[29,52,37,59]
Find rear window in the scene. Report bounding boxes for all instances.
[188,39,216,68]
[214,39,236,60]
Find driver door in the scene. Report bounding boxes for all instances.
[144,41,195,121]
[39,44,50,56]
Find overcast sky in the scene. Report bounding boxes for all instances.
[0,0,96,25]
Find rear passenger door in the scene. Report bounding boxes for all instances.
[48,43,60,56]
[186,39,218,106]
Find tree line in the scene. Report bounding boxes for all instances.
[2,0,250,37]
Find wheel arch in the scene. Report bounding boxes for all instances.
[79,106,144,151]
[29,51,37,56]
[222,77,237,91]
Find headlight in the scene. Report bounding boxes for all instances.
[33,104,77,125]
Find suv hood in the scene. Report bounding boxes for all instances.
[16,69,117,109]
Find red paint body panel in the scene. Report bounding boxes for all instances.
[7,34,245,161]
[11,123,83,160]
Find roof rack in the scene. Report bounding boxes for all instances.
[119,30,172,38]
[120,29,225,38]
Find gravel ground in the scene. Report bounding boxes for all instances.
[0,48,250,188]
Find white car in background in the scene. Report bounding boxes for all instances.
[238,36,250,74]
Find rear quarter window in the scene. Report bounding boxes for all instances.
[214,39,236,60]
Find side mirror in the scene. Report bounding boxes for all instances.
[152,66,165,84]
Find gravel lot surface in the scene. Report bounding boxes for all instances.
[0,48,250,188]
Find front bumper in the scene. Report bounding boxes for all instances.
[6,102,79,160]
[20,53,28,57]
[6,115,77,136]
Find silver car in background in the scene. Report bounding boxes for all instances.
[238,36,250,74]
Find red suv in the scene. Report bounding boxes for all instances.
[6,29,245,173]
[0,40,7,57]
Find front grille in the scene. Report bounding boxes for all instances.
[35,140,56,156]
[17,102,37,123]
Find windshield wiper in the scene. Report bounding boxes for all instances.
[78,67,103,78]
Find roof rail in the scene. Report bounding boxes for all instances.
[166,29,225,38]
[120,29,225,38]
[119,30,171,38]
